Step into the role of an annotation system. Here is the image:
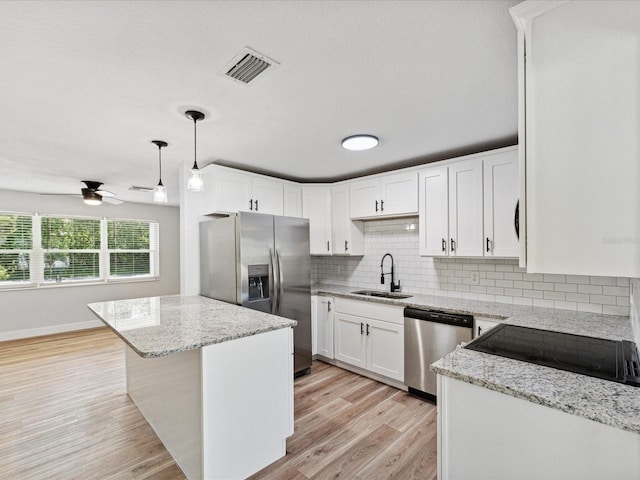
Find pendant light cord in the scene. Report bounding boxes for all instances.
[158,145,163,186]
[192,117,199,170]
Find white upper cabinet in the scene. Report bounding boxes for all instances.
[419,166,449,256]
[283,185,302,218]
[302,187,332,255]
[349,171,418,219]
[419,159,483,257]
[201,165,283,216]
[483,149,519,258]
[511,1,640,277]
[448,159,484,257]
[331,185,364,256]
[419,147,519,259]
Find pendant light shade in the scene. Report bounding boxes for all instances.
[185,110,205,192]
[152,140,168,204]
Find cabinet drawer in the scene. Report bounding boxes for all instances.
[334,298,404,325]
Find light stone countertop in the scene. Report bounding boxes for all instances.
[313,283,640,434]
[88,294,296,358]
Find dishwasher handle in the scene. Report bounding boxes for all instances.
[404,307,473,328]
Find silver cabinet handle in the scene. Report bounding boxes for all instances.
[380,199,384,212]
[375,200,379,212]
[327,241,330,251]
[345,240,348,252]
[366,324,370,336]
[451,238,456,252]
[442,238,446,252]
[360,322,364,335]
[327,301,332,312]
[486,237,491,252]
[250,199,253,211]
[255,199,259,211]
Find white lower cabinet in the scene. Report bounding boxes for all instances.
[437,375,640,480]
[333,298,404,382]
[312,295,334,359]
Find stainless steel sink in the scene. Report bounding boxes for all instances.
[351,290,413,299]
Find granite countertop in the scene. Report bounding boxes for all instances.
[313,283,640,434]
[88,294,296,358]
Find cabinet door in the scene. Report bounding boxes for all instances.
[302,188,332,255]
[449,159,483,257]
[331,185,364,255]
[212,168,253,214]
[349,178,380,219]
[252,177,283,216]
[514,2,640,277]
[331,186,349,254]
[333,312,366,369]
[311,296,318,355]
[380,171,418,216]
[316,296,334,359]
[483,151,519,258]
[366,319,404,381]
[419,166,449,256]
[283,185,302,218]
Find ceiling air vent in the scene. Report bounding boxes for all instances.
[221,47,279,85]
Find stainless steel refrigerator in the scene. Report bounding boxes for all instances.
[200,212,312,375]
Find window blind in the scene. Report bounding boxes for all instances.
[41,217,101,282]
[107,220,159,278]
[0,214,32,283]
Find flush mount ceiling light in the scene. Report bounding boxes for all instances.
[341,134,379,151]
[185,110,205,192]
[152,140,168,204]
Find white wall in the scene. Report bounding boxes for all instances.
[0,189,180,340]
[312,217,631,316]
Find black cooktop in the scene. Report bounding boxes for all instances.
[465,324,640,387]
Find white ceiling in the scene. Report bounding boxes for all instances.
[0,0,520,206]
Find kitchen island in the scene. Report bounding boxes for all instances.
[88,295,297,480]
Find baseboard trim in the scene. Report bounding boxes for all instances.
[0,320,104,342]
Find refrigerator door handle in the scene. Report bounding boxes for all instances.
[269,247,278,315]
[276,249,284,315]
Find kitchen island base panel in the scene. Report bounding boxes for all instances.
[126,327,294,480]
[437,375,640,480]
[126,346,202,480]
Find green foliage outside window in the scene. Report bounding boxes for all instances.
[108,220,153,277]
[0,215,32,281]
[42,217,101,281]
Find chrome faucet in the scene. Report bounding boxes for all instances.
[380,253,400,292]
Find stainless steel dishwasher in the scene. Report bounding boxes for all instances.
[404,307,473,401]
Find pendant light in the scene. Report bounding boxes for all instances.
[152,140,168,203]
[185,110,205,192]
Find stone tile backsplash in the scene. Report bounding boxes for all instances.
[311,217,631,316]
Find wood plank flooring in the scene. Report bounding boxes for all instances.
[0,328,437,479]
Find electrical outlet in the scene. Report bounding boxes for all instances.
[470,272,480,286]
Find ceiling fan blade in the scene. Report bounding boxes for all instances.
[39,193,82,197]
[96,189,116,197]
[102,197,124,205]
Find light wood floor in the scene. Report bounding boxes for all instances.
[0,328,437,479]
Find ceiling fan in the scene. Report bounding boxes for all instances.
[41,180,124,206]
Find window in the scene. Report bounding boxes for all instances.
[0,212,159,288]
[0,214,32,284]
[107,220,158,278]
[41,217,101,282]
